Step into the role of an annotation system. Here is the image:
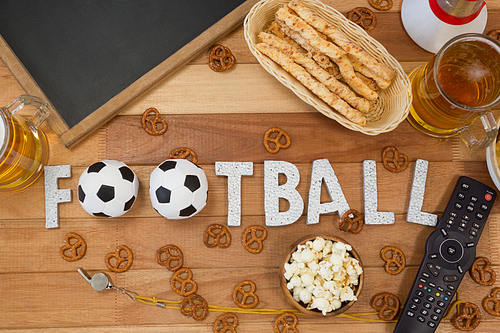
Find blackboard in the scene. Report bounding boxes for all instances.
[0,0,258,147]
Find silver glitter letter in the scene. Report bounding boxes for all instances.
[363,160,395,224]
[407,159,437,226]
[44,165,72,228]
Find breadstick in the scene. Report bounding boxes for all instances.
[259,32,370,113]
[348,54,391,89]
[289,0,395,84]
[267,20,304,52]
[276,6,378,101]
[256,43,367,126]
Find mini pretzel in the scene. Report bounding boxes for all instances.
[105,245,133,273]
[382,146,409,172]
[380,246,406,275]
[242,225,268,254]
[454,302,481,331]
[274,312,299,333]
[180,293,209,321]
[487,29,500,41]
[204,224,232,248]
[209,45,236,72]
[482,287,500,317]
[347,7,377,31]
[368,0,393,11]
[339,209,364,234]
[470,257,496,286]
[263,127,291,154]
[60,232,87,261]
[233,280,259,309]
[214,313,239,333]
[171,267,198,296]
[141,107,167,135]
[156,244,184,271]
[370,292,400,321]
[168,147,198,164]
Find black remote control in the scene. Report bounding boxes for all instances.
[393,176,496,333]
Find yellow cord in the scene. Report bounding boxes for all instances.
[133,289,465,323]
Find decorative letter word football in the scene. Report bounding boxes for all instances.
[78,160,139,218]
[149,159,208,219]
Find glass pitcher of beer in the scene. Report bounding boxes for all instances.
[407,33,500,150]
[0,95,50,191]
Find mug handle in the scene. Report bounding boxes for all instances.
[4,95,50,130]
[458,112,498,151]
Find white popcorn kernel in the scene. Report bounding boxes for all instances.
[301,248,315,262]
[299,289,313,304]
[292,287,303,302]
[340,286,357,302]
[301,272,314,286]
[288,276,301,290]
[312,285,326,298]
[312,237,326,251]
[331,299,342,310]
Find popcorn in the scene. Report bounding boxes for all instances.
[284,237,362,315]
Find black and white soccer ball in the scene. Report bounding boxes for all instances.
[77,160,139,218]
[149,159,208,219]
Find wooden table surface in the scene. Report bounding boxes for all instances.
[2,1,500,332]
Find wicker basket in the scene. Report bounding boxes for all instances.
[243,0,412,135]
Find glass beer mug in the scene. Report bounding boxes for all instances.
[407,33,500,150]
[0,95,50,191]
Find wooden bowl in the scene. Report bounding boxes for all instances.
[279,234,364,317]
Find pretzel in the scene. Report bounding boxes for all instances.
[482,287,500,317]
[347,7,377,31]
[454,302,481,331]
[370,292,400,321]
[274,312,299,333]
[382,146,409,173]
[339,209,364,234]
[156,244,184,271]
[470,257,496,286]
[105,245,133,273]
[242,225,268,254]
[263,127,291,154]
[209,45,236,72]
[204,224,232,248]
[141,107,167,135]
[180,294,209,321]
[233,280,259,308]
[171,267,198,296]
[487,29,500,41]
[168,147,198,164]
[214,313,239,333]
[60,232,87,262]
[258,32,371,113]
[368,0,393,11]
[380,246,406,275]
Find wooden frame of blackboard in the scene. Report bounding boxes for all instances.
[0,0,258,148]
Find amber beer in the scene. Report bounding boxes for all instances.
[408,34,500,139]
[0,95,49,191]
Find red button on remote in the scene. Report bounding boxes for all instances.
[485,193,492,201]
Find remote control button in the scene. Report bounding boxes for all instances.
[457,265,464,274]
[443,275,459,282]
[428,321,436,328]
[434,308,443,314]
[420,309,429,316]
[439,239,464,263]
[444,296,449,301]
[406,311,415,317]
[466,205,474,212]
[447,284,455,291]
[469,229,477,237]
[462,214,470,221]
[435,292,440,297]
[427,263,440,277]
[431,314,439,321]
[454,203,462,210]
[416,290,424,297]
[440,229,448,237]
[429,254,438,259]
[419,279,426,284]
[449,212,457,218]
[470,196,478,203]
[427,295,435,302]
[461,183,470,190]
[457,193,465,200]
[422,272,430,278]
[423,302,431,309]
[485,193,492,201]
[459,222,467,228]
[418,283,423,288]
[437,301,445,307]
[475,213,483,220]
[445,290,452,296]
[410,303,418,310]
[472,223,480,229]
[429,282,436,288]
[446,219,455,226]
[464,242,475,248]
[412,297,421,304]
[481,204,488,211]
[417,316,425,323]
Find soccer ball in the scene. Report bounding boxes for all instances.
[149,159,208,219]
[77,160,139,218]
